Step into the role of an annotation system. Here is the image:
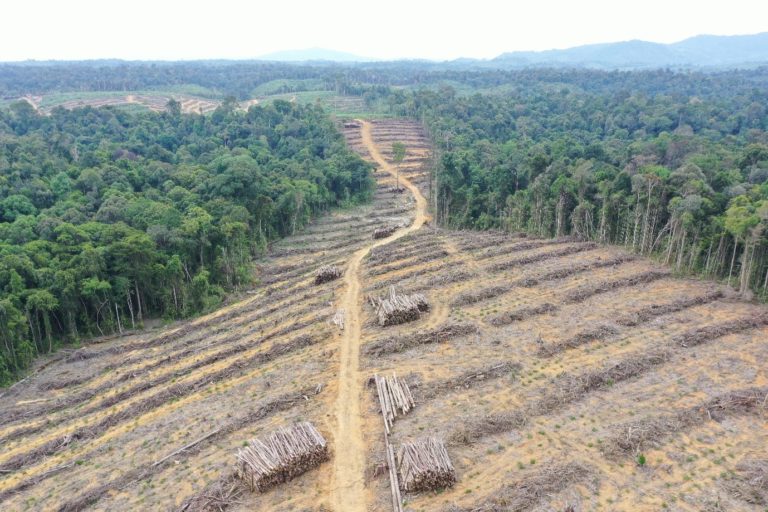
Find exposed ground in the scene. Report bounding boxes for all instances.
[16,93,221,114]
[12,92,370,116]
[0,119,766,512]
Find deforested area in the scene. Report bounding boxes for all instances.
[3,53,768,512]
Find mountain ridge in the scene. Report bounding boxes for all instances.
[491,32,768,69]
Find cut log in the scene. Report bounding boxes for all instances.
[235,422,329,493]
[397,437,456,492]
[315,265,342,285]
[375,286,430,326]
[331,309,345,330]
[375,373,415,433]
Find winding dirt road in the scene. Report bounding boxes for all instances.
[329,120,430,511]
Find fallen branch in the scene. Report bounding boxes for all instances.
[153,429,222,467]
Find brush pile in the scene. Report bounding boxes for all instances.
[178,476,244,511]
[616,290,723,326]
[724,459,768,505]
[564,269,669,303]
[451,284,511,307]
[537,323,619,357]
[487,303,558,326]
[417,362,521,401]
[397,437,456,492]
[487,243,597,272]
[364,322,478,356]
[373,226,398,239]
[371,286,429,326]
[235,422,329,493]
[674,311,768,347]
[444,461,593,512]
[602,387,767,458]
[314,265,342,285]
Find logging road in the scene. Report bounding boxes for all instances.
[329,120,430,512]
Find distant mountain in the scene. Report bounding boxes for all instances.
[256,48,371,62]
[492,32,768,69]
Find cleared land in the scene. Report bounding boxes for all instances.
[0,120,765,512]
[11,91,371,116]
[14,92,220,114]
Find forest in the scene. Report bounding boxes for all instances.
[2,62,768,384]
[0,98,373,384]
[376,68,768,302]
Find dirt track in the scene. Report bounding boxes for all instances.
[329,120,429,511]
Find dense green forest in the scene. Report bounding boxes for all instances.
[380,70,768,300]
[0,99,373,384]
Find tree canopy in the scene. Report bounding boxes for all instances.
[378,71,768,300]
[0,100,373,384]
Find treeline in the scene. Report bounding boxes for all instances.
[7,61,767,102]
[0,99,373,384]
[384,71,768,299]
[0,61,441,100]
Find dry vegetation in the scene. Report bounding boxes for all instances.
[1,119,766,512]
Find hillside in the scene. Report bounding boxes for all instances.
[492,32,768,68]
[0,119,765,511]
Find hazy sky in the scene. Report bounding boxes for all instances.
[1,0,766,61]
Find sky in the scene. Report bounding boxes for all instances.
[1,0,766,61]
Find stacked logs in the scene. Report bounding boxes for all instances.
[235,422,329,493]
[373,226,398,239]
[315,265,342,285]
[372,286,430,326]
[374,373,415,434]
[331,309,345,330]
[397,437,456,492]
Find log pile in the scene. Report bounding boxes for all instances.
[373,226,398,239]
[331,309,345,330]
[314,265,342,285]
[235,422,329,493]
[372,286,430,326]
[397,437,456,492]
[374,373,415,434]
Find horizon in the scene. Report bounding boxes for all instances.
[2,31,767,65]
[1,0,766,62]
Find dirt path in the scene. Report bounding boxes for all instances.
[329,120,430,511]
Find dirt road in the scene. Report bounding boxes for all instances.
[329,120,430,511]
